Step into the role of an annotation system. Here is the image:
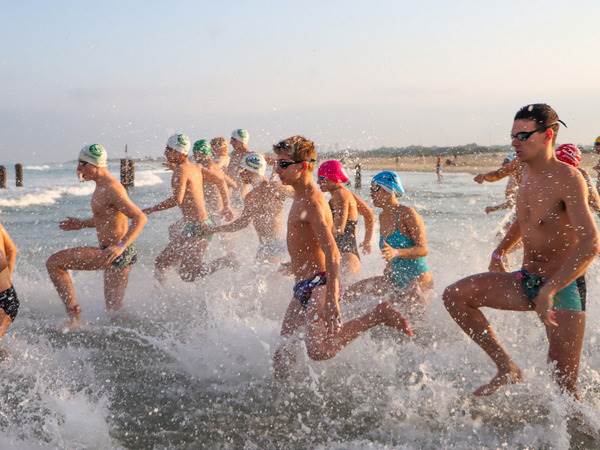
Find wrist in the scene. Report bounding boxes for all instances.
[491,250,504,261]
[117,241,126,249]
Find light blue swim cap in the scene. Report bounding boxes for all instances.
[372,171,405,195]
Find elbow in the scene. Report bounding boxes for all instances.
[138,212,148,227]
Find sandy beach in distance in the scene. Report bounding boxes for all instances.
[350,152,599,174]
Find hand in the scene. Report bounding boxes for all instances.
[488,255,507,272]
[484,206,494,214]
[221,206,234,222]
[59,217,84,231]
[534,291,558,327]
[381,241,399,262]
[102,245,124,265]
[473,174,486,184]
[142,208,153,215]
[360,240,372,255]
[320,285,341,336]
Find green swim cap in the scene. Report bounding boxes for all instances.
[79,144,108,167]
[193,139,212,156]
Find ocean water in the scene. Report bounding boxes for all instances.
[0,162,599,449]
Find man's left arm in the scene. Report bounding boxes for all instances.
[203,168,233,220]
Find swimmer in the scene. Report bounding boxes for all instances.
[143,134,235,283]
[271,136,412,379]
[591,136,600,192]
[483,153,518,215]
[211,152,291,263]
[47,144,147,330]
[317,160,375,279]
[344,171,433,320]
[226,129,251,201]
[436,155,443,183]
[211,136,232,171]
[0,223,19,357]
[444,104,600,398]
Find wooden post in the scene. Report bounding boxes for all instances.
[120,159,134,189]
[0,166,6,189]
[395,156,399,171]
[15,163,23,187]
[354,163,362,189]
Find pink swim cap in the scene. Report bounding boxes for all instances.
[317,160,350,183]
[555,143,581,168]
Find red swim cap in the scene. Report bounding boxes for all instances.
[317,160,350,183]
[555,143,581,168]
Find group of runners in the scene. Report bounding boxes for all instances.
[1,103,599,399]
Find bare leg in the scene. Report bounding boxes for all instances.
[179,239,237,281]
[443,271,532,396]
[46,247,111,330]
[305,286,412,361]
[104,266,132,312]
[343,276,388,303]
[0,310,12,360]
[154,239,182,282]
[341,253,361,279]
[546,311,585,399]
[273,298,306,379]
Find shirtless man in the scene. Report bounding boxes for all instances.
[443,104,599,397]
[317,159,374,278]
[271,136,412,378]
[211,152,290,263]
[227,129,251,200]
[143,134,235,282]
[47,144,147,330]
[482,154,518,215]
[211,137,231,171]
[0,223,19,355]
[592,136,600,192]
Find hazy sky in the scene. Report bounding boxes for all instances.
[1,0,599,163]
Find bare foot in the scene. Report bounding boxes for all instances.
[473,365,523,396]
[376,301,414,337]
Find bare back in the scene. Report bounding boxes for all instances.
[91,179,133,247]
[174,162,208,222]
[246,181,287,242]
[287,185,334,280]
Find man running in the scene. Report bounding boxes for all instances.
[592,136,600,192]
[443,104,599,397]
[143,134,235,282]
[211,152,290,263]
[211,136,231,171]
[227,129,251,200]
[0,223,19,356]
[271,135,412,379]
[47,144,147,330]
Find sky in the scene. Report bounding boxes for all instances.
[0,0,599,163]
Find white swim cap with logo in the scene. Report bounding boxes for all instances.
[231,129,250,145]
[166,133,191,155]
[79,144,108,167]
[240,152,266,177]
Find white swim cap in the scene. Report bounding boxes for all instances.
[231,129,249,145]
[166,133,191,155]
[79,144,108,167]
[240,152,266,177]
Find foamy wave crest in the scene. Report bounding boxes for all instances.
[25,165,51,171]
[135,169,165,187]
[0,185,94,207]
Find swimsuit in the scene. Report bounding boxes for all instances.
[101,244,138,269]
[335,220,360,257]
[516,269,586,312]
[379,230,429,290]
[256,239,287,261]
[293,272,327,308]
[181,218,214,241]
[0,286,19,321]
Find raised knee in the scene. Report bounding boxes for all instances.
[443,284,463,311]
[46,254,62,273]
[306,346,333,362]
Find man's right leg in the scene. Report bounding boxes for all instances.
[442,271,532,396]
[273,298,306,379]
[46,247,111,329]
[154,239,182,282]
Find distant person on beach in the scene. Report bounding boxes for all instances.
[143,134,235,283]
[271,136,412,379]
[211,136,232,171]
[47,144,147,330]
[317,160,374,279]
[436,156,443,182]
[211,152,291,263]
[227,129,251,201]
[444,104,599,398]
[0,223,19,355]
[344,171,433,320]
[592,136,600,192]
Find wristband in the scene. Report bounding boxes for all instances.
[491,250,503,261]
[117,241,126,249]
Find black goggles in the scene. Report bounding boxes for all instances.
[276,159,315,170]
[511,120,567,142]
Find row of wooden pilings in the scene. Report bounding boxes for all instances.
[0,160,135,189]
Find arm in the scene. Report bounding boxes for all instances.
[307,200,341,334]
[381,208,428,260]
[330,193,348,236]
[213,201,252,234]
[0,225,17,274]
[474,159,519,184]
[489,219,522,272]
[352,192,374,253]
[484,199,515,214]
[223,172,238,189]
[110,185,148,250]
[580,169,600,215]
[143,168,186,214]
[59,216,96,230]
[202,167,233,220]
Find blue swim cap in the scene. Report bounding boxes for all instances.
[372,171,405,195]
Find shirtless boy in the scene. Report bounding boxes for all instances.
[443,104,599,397]
[227,129,251,200]
[47,144,147,330]
[212,152,290,263]
[271,136,412,378]
[0,223,19,354]
[143,134,234,282]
